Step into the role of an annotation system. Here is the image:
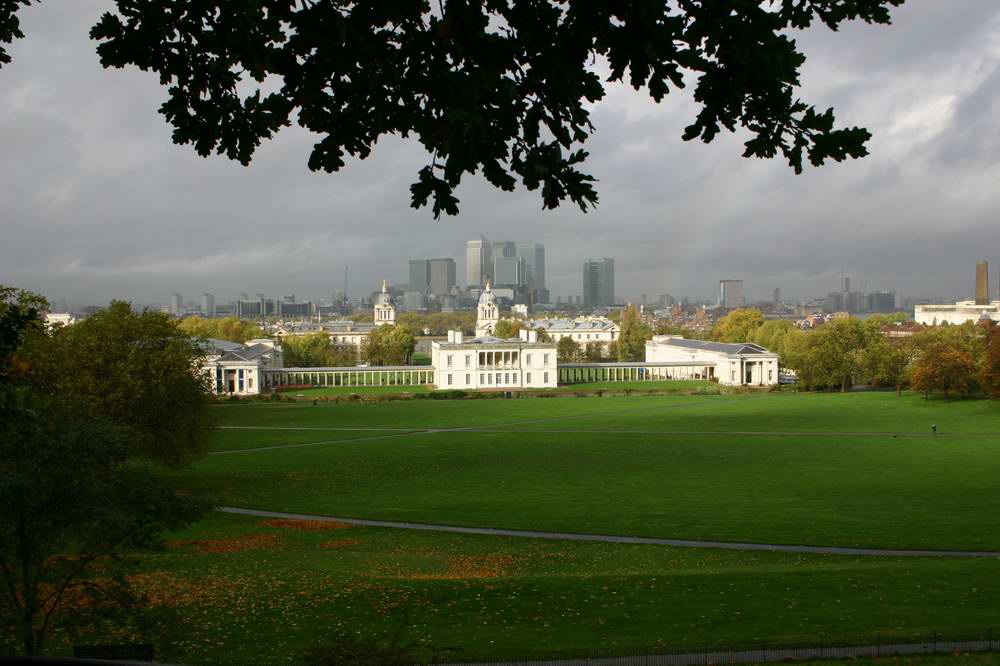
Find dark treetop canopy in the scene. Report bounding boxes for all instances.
[3,1,903,217]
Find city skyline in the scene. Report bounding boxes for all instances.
[5,2,1000,306]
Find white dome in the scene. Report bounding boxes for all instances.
[478,282,496,307]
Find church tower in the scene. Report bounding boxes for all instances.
[373,280,395,326]
[475,281,499,337]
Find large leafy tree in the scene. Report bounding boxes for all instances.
[0,288,205,656]
[981,321,1000,403]
[23,301,212,468]
[4,1,903,217]
[616,304,652,361]
[492,319,522,340]
[712,308,765,343]
[361,325,417,366]
[911,343,977,402]
[793,318,871,391]
[556,336,578,363]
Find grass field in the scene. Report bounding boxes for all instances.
[182,392,1000,550]
[89,512,1000,665]
[123,391,1000,664]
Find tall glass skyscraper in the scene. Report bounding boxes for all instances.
[582,258,615,306]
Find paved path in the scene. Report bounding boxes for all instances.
[444,639,997,665]
[218,506,1000,558]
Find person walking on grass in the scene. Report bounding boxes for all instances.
[932,424,937,435]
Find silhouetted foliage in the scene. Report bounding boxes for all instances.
[2,1,901,215]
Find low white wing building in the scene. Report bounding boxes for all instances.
[202,338,284,395]
[645,336,779,387]
[431,328,557,390]
[915,301,1000,326]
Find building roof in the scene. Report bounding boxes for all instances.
[524,317,618,332]
[203,338,246,354]
[653,337,771,356]
[216,343,277,363]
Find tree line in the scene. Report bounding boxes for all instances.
[712,308,1000,399]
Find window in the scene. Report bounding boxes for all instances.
[586,334,590,339]
[480,373,484,384]
[248,375,254,389]
[487,373,492,384]
[505,373,510,384]
[543,353,550,366]
[238,369,244,392]
[525,353,532,365]
[447,374,453,385]
[447,355,453,368]
[543,372,549,384]
[465,354,471,367]
[526,372,532,384]
[466,373,470,385]
[769,369,774,381]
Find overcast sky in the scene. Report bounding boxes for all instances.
[3,1,1000,308]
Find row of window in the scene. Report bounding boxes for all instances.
[445,372,550,386]
[445,353,551,367]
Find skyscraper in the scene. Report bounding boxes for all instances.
[428,258,456,295]
[583,258,615,306]
[976,260,989,305]
[493,255,525,287]
[518,242,547,303]
[466,235,492,287]
[201,293,215,317]
[719,280,744,309]
[409,259,431,293]
[169,293,183,316]
[772,288,781,307]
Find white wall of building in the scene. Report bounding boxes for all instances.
[915,301,1000,326]
[432,329,557,390]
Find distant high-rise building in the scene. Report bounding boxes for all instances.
[466,235,492,287]
[238,293,249,302]
[170,293,183,316]
[491,240,516,259]
[976,260,989,305]
[493,255,525,288]
[844,276,851,293]
[409,259,431,293]
[773,288,781,307]
[237,297,276,319]
[428,258,456,296]
[845,291,865,313]
[282,294,296,304]
[719,280,744,309]
[518,243,547,303]
[826,291,845,313]
[867,290,896,313]
[201,293,215,317]
[583,258,615,306]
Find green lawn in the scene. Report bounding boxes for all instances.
[59,512,1000,665]
[181,392,1000,550]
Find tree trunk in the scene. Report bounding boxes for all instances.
[896,383,901,397]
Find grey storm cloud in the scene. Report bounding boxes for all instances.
[2,0,1000,308]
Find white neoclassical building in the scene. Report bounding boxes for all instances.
[915,301,1000,326]
[431,328,557,390]
[645,336,779,387]
[202,338,284,395]
[524,316,619,347]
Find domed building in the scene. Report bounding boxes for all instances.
[373,279,396,326]
[475,281,499,337]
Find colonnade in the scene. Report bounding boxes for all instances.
[558,363,714,384]
[262,368,434,389]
